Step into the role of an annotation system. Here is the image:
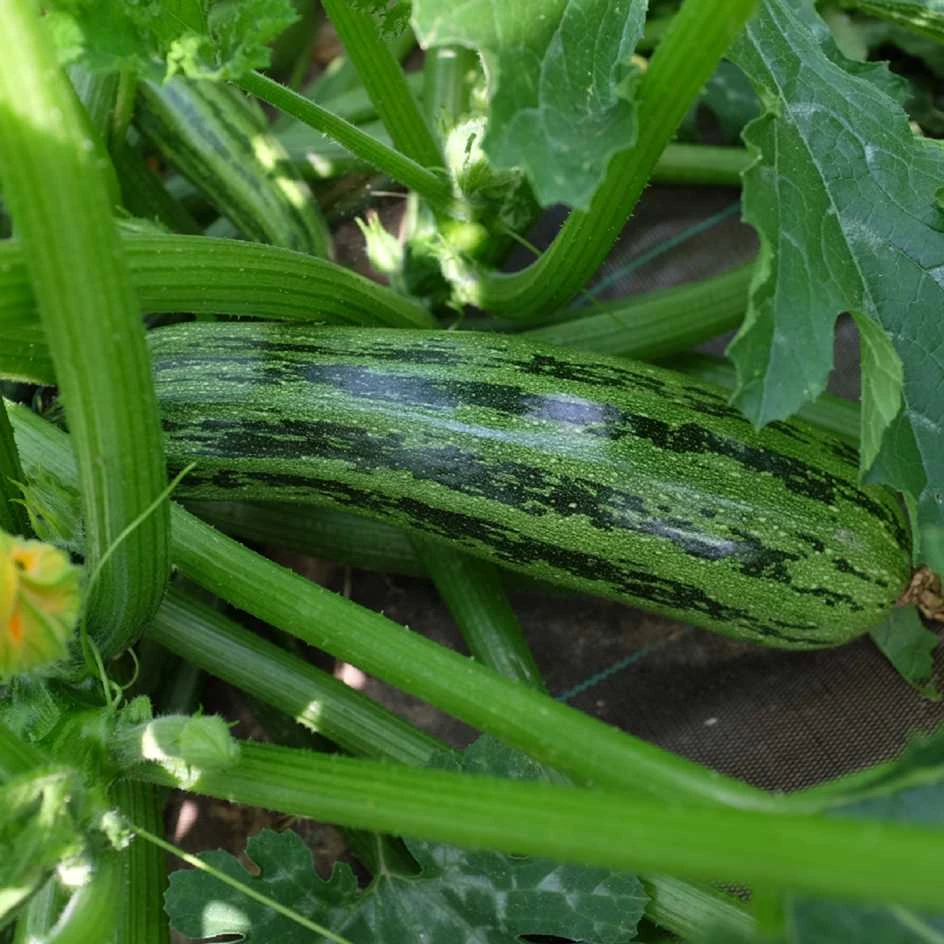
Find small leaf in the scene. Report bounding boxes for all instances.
[870,606,941,701]
[0,530,81,679]
[411,0,647,210]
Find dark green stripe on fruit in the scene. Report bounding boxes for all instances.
[150,324,912,649]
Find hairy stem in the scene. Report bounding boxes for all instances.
[0,0,169,656]
[475,0,758,316]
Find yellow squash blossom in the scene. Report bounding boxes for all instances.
[0,530,80,679]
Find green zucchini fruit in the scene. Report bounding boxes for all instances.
[136,78,332,257]
[150,323,912,649]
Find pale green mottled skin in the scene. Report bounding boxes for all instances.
[151,323,912,649]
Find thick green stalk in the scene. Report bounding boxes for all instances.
[10,405,780,812]
[413,544,545,689]
[0,0,169,655]
[475,0,758,316]
[0,233,434,339]
[650,144,749,186]
[322,0,441,167]
[151,576,750,938]
[522,263,753,359]
[238,71,454,211]
[146,588,444,766]
[63,65,121,208]
[168,504,777,809]
[0,399,30,536]
[135,740,944,911]
[112,780,169,944]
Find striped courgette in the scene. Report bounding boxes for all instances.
[150,323,912,649]
[136,78,332,257]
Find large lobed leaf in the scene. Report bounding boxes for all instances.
[165,736,647,943]
[45,0,298,81]
[411,0,647,210]
[728,0,944,565]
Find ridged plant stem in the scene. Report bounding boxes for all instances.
[475,0,758,316]
[133,739,944,911]
[413,544,545,689]
[113,780,169,944]
[322,0,441,167]
[0,0,170,656]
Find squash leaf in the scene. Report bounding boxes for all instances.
[728,0,944,568]
[165,736,648,943]
[410,0,647,210]
[870,606,941,701]
[44,0,298,81]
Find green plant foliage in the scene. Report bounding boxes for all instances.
[728,0,944,565]
[870,607,941,700]
[787,769,944,941]
[45,0,298,81]
[843,0,944,43]
[166,736,648,943]
[700,61,760,142]
[0,767,83,924]
[411,0,646,209]
[349,0,413,38]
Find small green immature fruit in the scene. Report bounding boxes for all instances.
[0,529,80,679]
